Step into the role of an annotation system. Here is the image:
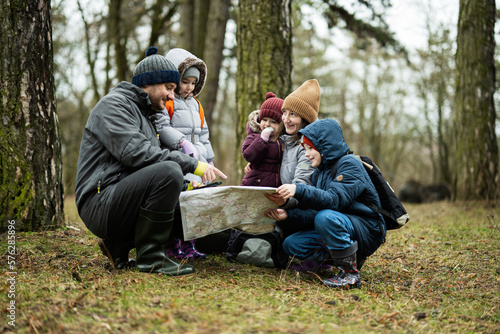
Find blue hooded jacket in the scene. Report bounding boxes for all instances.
[287,119,386,260]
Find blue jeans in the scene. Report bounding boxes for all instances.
[282,210,355,262]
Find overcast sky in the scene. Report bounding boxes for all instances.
[387,0,499,52]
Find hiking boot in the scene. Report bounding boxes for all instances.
[97,238,134,269]
[323,241,361,289]
[322,267,361,289]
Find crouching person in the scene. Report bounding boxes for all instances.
[75,46,226,276]
[265,119,386,288]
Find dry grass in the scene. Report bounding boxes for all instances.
[0,197,498,333]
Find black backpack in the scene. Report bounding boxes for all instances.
[226,229,289,268]
[332,154,410,230]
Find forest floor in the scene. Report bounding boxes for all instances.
[1,197,499,334]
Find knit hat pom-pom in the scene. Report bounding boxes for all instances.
[265,92,276,100]
[146,46,159,57]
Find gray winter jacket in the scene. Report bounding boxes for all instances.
[280,134,315,208]
[75,81,198,211]
[151,48,214,165]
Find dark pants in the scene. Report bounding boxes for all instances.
[79,161,184,240]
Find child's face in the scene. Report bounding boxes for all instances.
[260,117,281,141]
[179,76,197,98]
[303,143,321,168]
[282,109,303,135]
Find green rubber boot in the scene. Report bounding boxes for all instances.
[135,207,195,276]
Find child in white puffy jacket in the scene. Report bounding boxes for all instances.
[152,48,216,260]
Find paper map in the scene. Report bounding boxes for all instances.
[179,186,277,240]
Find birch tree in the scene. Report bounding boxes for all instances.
[0,0,64,231]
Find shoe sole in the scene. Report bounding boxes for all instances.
[323,281,361,289]
[137,268,197,277]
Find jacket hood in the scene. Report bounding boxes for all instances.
[165,48,207,97]
[246,110,261,134]
[298,119,350,166]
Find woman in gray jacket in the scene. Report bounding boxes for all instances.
[264,79,321,237]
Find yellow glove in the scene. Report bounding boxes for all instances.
[194,161,209,177]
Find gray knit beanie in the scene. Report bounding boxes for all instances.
[132,46,180,87]
[183,66,200,82]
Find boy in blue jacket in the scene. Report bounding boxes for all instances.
[265,119,386,289]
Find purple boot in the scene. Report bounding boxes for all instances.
[180,239,206,260]
[165,238,206,260]
[165,238,185,259]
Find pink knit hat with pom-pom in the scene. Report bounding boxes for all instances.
[258,92,284,123]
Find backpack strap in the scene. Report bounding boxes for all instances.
[165,99,175,120]
[164,98,205,129]
[329,150,353,176]
[330,152,387,217]
[194,97,205,129]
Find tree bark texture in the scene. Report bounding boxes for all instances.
[194,0,211,58]
[108,0,129,82]
[178,0,196,51]
[236,0,292,182]
[198,0,230,126]
[454,0,498,200]
[0,0,64,231]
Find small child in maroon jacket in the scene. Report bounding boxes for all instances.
[241,92,284,188]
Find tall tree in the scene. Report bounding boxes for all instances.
[198,0,231,126]
[108,0,129,82]
[454,0,498,201]
[177,0,230,125]
[0,0,64,231]
[178,0,196,51]
[236,0,292,182]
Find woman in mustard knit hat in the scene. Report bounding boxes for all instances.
[263,79,321,238]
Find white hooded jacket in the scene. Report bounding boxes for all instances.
[151,48,214,166]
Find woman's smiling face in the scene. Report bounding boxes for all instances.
[282,109,303,135]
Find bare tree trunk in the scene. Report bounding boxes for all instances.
[109,0,129,82]
[436,81,451,185]
[77,0,101,103]
[178,0,195,51]
[198,0,230,125]
[0,0,64,231]
[454,0,498,201]
[194,0,211,58]
[236,0,292,182]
